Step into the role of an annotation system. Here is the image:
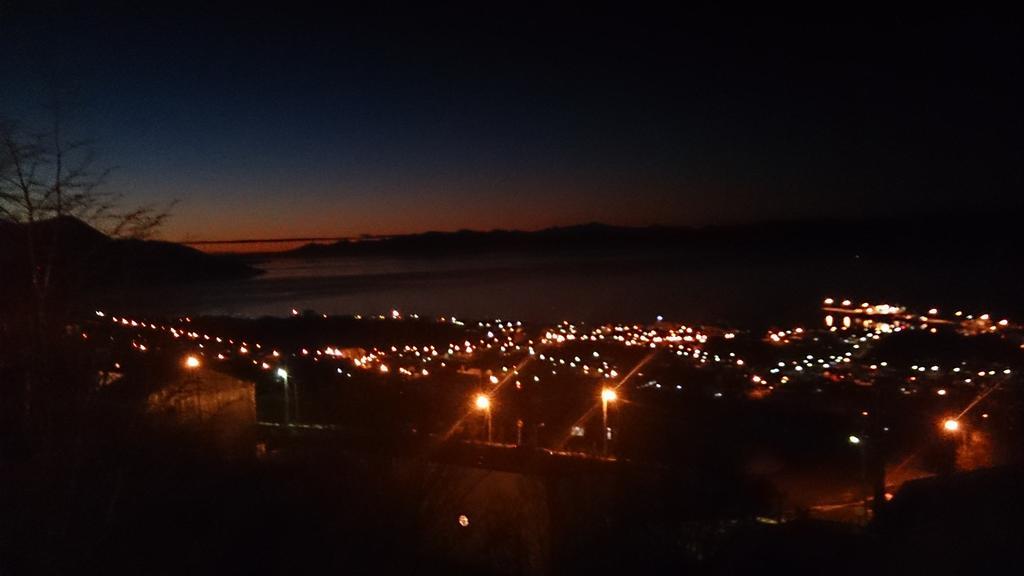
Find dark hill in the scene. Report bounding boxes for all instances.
[0,216,260,289]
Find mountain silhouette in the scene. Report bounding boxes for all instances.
[286,214,1023,263]
[0,216,260,290]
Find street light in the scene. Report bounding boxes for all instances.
[601,387,617,456]
[942,418,960,433]
[474,394,492,443]
[277,368,290,425]
[183,354,203,418]
[846,432,875,515]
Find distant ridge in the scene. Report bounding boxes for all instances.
[284,215,1023,262]
[0,216,261,288]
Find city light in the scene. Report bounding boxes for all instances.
[943,418,960,433]
[601,388,618,403]
[184,355,201,369]
[848,435,861,445]
[277,368,288,379]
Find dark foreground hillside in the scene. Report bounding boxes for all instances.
[0,217,259,319]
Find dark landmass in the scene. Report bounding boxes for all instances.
[288,213,1024,263]
[876,465,1024,574]
[0,216,261,290]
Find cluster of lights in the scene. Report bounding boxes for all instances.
[88,298,1024,477]
[92,297,1021,421]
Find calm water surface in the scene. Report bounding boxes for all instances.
[109,251,1019,328]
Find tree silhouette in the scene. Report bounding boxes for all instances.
[1,98,172,453]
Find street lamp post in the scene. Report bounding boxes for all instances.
[849,433,868,509]
[277,368,290,426]
[184,354,203,420]
[849,423,887,519]
[475,394,492,443]
[941,417,964,473]
[601,387,617,456]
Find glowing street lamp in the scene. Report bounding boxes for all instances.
[184,355,201,369]
[475,394,490,411]
[277,368,290,425]
[601,387,618,456]
[942,418,960,433]
[848,435,861,445]
[474,394,492,443]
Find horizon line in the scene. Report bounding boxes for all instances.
[179,236,367,246]
[171,208,1024,246]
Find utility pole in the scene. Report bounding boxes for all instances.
[867,374,889,520]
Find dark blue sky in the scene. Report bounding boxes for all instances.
[2,3,1021,241]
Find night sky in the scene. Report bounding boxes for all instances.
[2,3,1021,242]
